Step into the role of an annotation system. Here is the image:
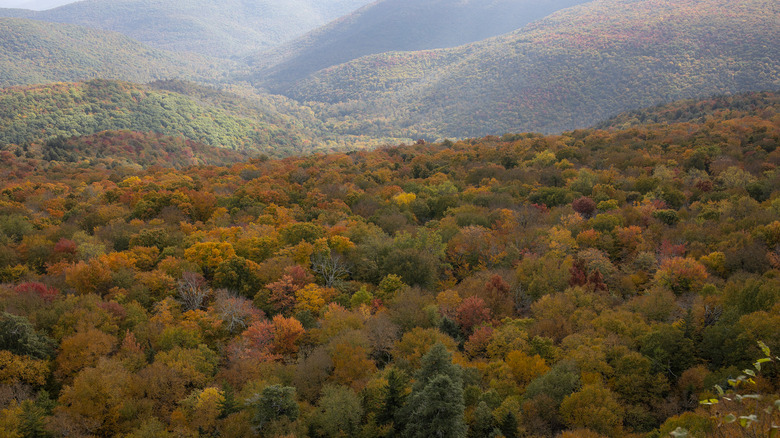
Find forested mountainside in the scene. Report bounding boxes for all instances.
[0,18,221,88]
[0,0,372,58]
[9,130,254,169]
[0,80,319,157]
[0,79,406,157]
[248,0,591,93]
[0,93,777,437]
[287,0,780,140]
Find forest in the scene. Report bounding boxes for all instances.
[0,91,778,437]
[0,79,396,160]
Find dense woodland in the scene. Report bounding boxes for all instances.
[0,92,777,437]
[0,80,397,159]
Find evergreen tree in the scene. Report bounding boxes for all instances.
[412,343,462,391]
[470,401,499,438]
[498,411,519,438]
[218,383,241,419]
[19,400,50,438]
[0,312,54,359]
[247,385,299,433]
[402,374,466,438]
[399,343,466,438]
[378,368,407,427]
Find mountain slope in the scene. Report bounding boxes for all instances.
[288,0,780,139]
[12,130,253,169]
[248,0,591,93]
[0,18,222,87]
[0,0,372,58]
[0,80,320,157]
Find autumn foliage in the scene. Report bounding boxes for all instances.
[0,92,779,437]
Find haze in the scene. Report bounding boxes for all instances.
[0,0,77,10]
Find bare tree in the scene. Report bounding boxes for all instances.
[177,271,210,311]
[311,251,350,287]
[213,289,261,333]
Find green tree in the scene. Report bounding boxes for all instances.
[309,385,363,438]
[400,343,466,438]
[471,401,500,438]
[0,312,54,359]
[378,368,408,428]
[247,385,299,434]
[640,325,696,379]
[402,374,467,438]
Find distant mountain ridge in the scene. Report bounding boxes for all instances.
[248,0,591,93]
[0,0,372,58]
[282,0,780,139]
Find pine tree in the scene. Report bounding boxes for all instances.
[412,343,462,391]
[218,383,241,419]
[402,374,466,438]
[378,368,407,427]
[471,401,499,438]
[498,411,519,438]
[399,343,466,438]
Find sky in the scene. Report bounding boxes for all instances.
[0,0,79,10]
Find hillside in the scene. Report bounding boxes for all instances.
[0,92,778,437]
[0,79,407,157]
[7,130,254,169]
[285,0,780,139]
[596,91,780,129]
[0,18,222,87]
[248,0,591,93]
[0,0,372,58]
[0,80,320,157]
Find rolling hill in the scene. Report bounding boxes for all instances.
[248,0,591,93]
[0,17,223,87]
[0,0,372,58]
[6,130,254,169]
[0,79,406,157]
[0,79,321,157]
[281,0,780,139]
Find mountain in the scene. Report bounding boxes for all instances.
[0,0,372,58]
[0,18,223,87]
[248,0,591,93]
[0,79,322,157]
[281,0,780,139]
[0,79,404,157]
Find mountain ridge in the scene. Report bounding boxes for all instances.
[0,0,373,58]
[247,0,592,93]
[282,0,780,139]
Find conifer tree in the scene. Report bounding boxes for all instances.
[402,374,466,438]
[400,343,466,438]
[378,368,407,428]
